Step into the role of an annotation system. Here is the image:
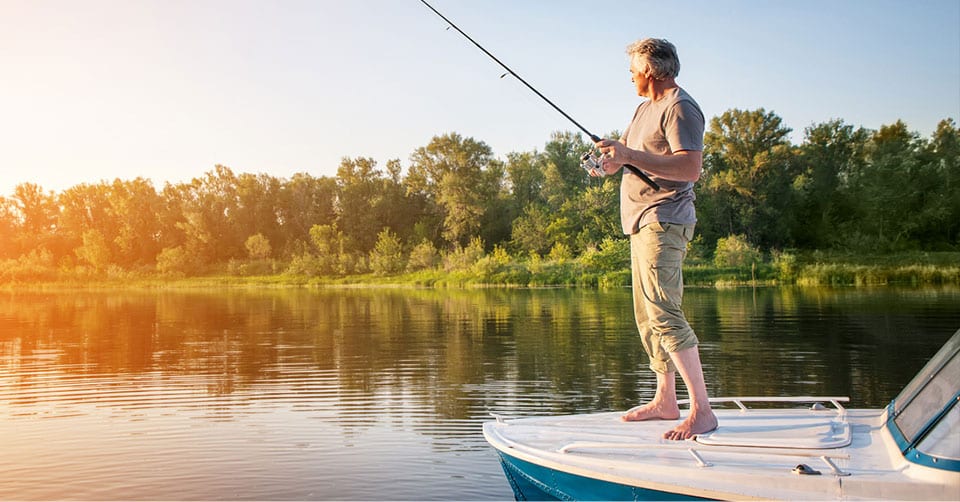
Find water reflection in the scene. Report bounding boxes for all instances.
[0,287,957,499]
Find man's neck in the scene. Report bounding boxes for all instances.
[648,78,679,101]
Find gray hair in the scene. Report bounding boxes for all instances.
[626,38,680,80]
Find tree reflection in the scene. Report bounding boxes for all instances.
[1,287,957,430]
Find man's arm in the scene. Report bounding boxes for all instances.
[596,139,702,182]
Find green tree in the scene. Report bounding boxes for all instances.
[510,203,553,256]
[75,229,112,272]
[378,159,422,246]
[408,133,497,247]
[57,182,116,267]
[336,157,385,253]
[927,119,960,247]
[235,173,282,256]
[541,131,591,207]
[437,170,484,245]
[362,159,424,249]
[308,223,348,276]
[478,159,512,248]
[903,119,960,250]
[277,172,337,255]
[567,178,621,251]
[792,120,869,248]
[845,121,924,249]
[0,197,18,259]
[168,165,243,266]
[12,183,60,257]
[110,178,163,268]
[699,108,796,250]
[505,150,546,213]
[507,132,601,256]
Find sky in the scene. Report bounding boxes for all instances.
[1,0,958,197]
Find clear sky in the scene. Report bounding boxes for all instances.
[1,0,958,196]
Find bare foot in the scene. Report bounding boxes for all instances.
[663,409,718,440]
[622,401,680,422]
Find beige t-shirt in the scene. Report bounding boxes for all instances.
[619,86,704,234]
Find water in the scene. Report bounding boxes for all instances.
[1,286,957,500]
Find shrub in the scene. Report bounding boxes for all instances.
[771,250,798,281]
[75,229,112,273]
[472,244,512,277]
[369,229,405,276]
[286,252,322,277]
[443,237,485,272]
[156,245,199,277]
[0,248,57,282]
[528,261,582,286]
[598,269,631,288]
[714,234,762,268]
[579,237,629,272]
[407,239,440,271]
[685,234,711,265]
[245,233,272,260]
[547,241,573,261]
[340,252,368,276]
[308,224,347,276]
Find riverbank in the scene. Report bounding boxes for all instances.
[2,251,958,291]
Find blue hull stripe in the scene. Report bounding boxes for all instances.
[497,452,714,501]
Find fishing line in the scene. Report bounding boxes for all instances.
[418,0,660,191]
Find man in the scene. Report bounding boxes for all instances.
[594,38,718,441]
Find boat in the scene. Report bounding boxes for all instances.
[483,329,960,500]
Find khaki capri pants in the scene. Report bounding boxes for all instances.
[630,221,699,375]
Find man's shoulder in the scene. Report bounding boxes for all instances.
[672,87,702,110]
[665,88,704,124]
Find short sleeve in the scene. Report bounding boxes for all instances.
[663,100,704,153]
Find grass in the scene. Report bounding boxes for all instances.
[788,250,960,286]
[2,251,958,291]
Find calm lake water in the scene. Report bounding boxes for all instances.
[1,286,958,500]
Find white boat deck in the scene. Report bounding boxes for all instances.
[484,396,960,500]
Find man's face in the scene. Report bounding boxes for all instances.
[629,57,648,96]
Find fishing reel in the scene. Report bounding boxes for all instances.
[580,150,607,177]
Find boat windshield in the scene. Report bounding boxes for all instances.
[892,330,960,461]
[916,400,959,460]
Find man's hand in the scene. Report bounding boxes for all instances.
[595,139,625,175]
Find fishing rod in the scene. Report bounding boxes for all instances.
[418,0,660,192]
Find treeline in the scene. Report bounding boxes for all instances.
[0,109,957,283]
